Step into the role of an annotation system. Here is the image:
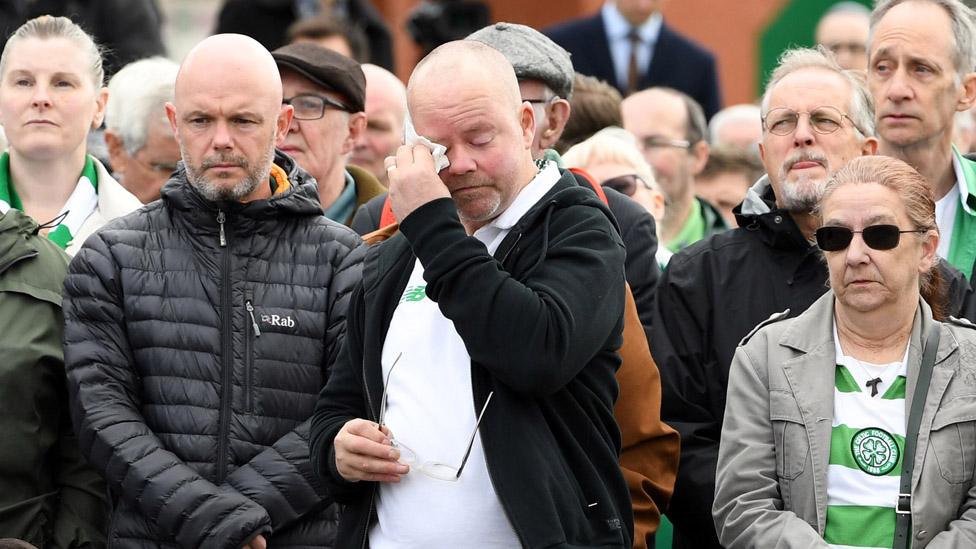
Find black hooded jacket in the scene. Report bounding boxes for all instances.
[651,176,976,549]
[311,170,633,548]
[62,153,366,548]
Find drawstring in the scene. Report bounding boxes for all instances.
[33,211,69,235]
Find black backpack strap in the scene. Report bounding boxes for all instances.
[893,323,941,549]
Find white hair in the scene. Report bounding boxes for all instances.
[105,57,179,155]
[708,104,761,144]
[760,47,875,137]
[870,0,976,75]
[562,126,661,194]
[0,125,6,151]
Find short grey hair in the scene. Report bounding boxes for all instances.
[760,46,875,137]
[0,15,104,87]
[870,0,976,75]
[708,103,761,144]
[105,57,179,155]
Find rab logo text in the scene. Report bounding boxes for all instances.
[261,314,296,328]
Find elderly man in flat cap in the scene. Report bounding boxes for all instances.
[273,42,387,225]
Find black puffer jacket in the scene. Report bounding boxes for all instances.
[62,153,366,548]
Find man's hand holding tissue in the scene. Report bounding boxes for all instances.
[385,144,451,223]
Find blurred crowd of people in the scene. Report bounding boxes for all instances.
[3,0,976,548]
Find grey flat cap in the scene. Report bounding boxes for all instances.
[467,22,574,99]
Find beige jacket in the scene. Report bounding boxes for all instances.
[67,158,142,256]
[714,291,976,548]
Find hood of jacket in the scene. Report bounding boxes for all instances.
[159,150,324,221]
[0,208,40,275]
[733,174,813,251]
[0,208,69,302]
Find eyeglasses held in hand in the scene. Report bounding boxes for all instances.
[379,353,494,482]
[283,93,353,120]
[601,174,652,197]
[815,224,927,252]
[762,106,864,136]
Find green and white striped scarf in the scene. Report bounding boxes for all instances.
[0,152,99,249]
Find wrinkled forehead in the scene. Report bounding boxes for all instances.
[766,68,852,113]
[868,2,957,62]
[176,67,280,114]
[822,183,905,222]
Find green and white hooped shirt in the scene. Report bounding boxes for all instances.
[0,152,99,250]
[824,322,908,549]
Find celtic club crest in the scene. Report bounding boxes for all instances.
[851,427,900,476]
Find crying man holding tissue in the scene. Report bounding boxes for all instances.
[309,40,634,548]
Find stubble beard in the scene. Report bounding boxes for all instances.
[182,137,277,202]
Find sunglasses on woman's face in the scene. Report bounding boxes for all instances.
[601,174,651,197]
[815,224,926,252]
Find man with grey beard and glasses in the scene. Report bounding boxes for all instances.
[650,46,975,549]
[61,34,366,547]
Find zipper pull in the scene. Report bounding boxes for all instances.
[245,300,261,337]
[216,210,226,247]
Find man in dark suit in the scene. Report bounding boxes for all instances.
[544,0,721,119]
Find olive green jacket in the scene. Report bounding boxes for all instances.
[0,207,106,547]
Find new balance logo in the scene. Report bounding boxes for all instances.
[261,314,296,328]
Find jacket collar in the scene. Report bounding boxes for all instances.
[363,169,613,290]
[778,292,958,428]
[735,174,814,250]
[94,157,142,220]
[776,290,957,529]
[159,150,324,222]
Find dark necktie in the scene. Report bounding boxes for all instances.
[627,28,642,96]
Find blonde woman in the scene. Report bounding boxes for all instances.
[563,126,671,267]
[0,16,140,256]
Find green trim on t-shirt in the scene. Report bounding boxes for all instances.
[948,148,976,279]
[666,198,705,253]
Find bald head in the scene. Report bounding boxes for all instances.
[407,40,522,118]
[363,64,405,106]
[177,34,283,110]
[352,64,407,182]
[166,34,293,203]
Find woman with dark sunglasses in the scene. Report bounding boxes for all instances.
[562,127,671,268]
[714,156,976,548]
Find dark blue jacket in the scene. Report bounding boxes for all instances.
[545,14,721,119]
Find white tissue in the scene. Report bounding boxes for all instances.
[403,112,450,173]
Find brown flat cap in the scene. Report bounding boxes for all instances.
[272,42,366,112]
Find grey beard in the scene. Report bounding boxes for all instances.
[192,173,260,202]
[776,172,826,213]
[182,140,276,202]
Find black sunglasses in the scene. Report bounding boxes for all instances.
[815,224,927,252]
[601,174,651,197]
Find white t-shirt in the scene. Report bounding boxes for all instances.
[369,163,560,548]
[824,322,908,549]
